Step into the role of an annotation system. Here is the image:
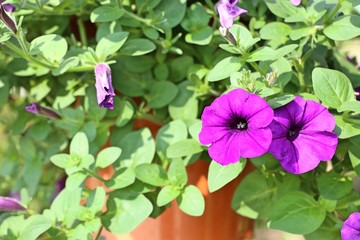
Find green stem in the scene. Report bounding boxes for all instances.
[77,18,88,47]
[67,65,94,73]
[249,62,266,76]
[136,112,164,125]
[123,9,151,25]
[83,168,105,182]
[322,1,342,24]
[95,226,104,240]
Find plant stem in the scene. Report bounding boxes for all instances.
[77,18,88,48]
[95,226,104,240]
[83,168,105,182]
[322,1,342,24]
[249,62,266,76]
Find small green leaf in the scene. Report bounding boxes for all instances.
[96,147,122,169]
[102,190,153,233]
[50,154,72,169]
[324,15,360,41]
[207,57,243,82]
[268,191,326,234]
[337,101,360,113]
[52,57,80,76]
[208,159,246,193]
[317,171,353,200]
[177,185,205,216]
[115,99,134,127]
[166,139,203,158]
[70,132,89,156]
[120,39,156,56]
[147,81,179,109]
[96,32,129,61]
[312,68,354,108]
[168,158,188,187]
[86,187,106,212]
[157,185,181,206]
[19,215,51,240]
[134,164,169,186]
[29,34,67,63]
[106,168,136,190]
[268,95,295,109]
[90,6,124,23]
[260,22,291,40]
[185,26,213,45]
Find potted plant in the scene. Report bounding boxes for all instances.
[0,0,360,239]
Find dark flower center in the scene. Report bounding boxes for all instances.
[287,126,301,141]
[229,117,248,131]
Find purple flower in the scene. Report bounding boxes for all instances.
[0,196,26,211]
[0,0,15,12]
[0,0,16,33]
[355,87,360,101]
[290,0,301,6]
[94,63,115,110]
[341,212,360,240]
[268,96,338,174]
[25,102,61,119]
[199,88,274,165]
[216,0,247,29]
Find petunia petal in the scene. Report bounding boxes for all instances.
[216,0,247,29]
[341,212,360,240]
[290,0,301,6]
[199,126,229,145]
[300,99,336,132]
[208,132,242,165]
[238,128,272,158]
[269,119,289,139]
[243,94,274,127]
[0,197,26,211]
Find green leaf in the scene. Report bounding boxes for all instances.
[119,39,156,56]
[185,26,213,45]
[29,34,67,63]
[95,147,122,169]
[86,187,106,212]
[19,215,51,240]
[52,57,79,76]
[324,15,360,41]
[147,81,179,108]
[96,32,129,61]
[232,170,275,217]
[166,139,203,158]
[317,171,353,200]
[334,114,360,139]
[207,57,243,82]
[115,99,134,127]
[177,185,205,216]
[312,68,354,108]
[156,120,188,160]
[90,6,124,23]
[348,146,360,177]
[106,168,136,190]
[157,185,181,206]
[117,128,155,168]
[102,190,153,233]
[248,47,277,62]
[268,191,326,234]
[169,81,198,121]
[268,94,295,109]
[304,216,341,240]
[168,158,188,187]
[134,163,169,186]
[70,132,89,156]
[50,153,72,170]
[154,0,186,28]
[229,24,259,51]
[337,101,360,113]
[208,159,246,193]
[260,22,291,40]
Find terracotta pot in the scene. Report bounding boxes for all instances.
[110,159,254,240]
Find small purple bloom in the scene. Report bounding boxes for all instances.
[25,102,61,119]
[94,63,115,110]
[0,1,16,33]
[268,96,338,174]
[199,88,274,165]
[355,87,360,101]
[0,0,15,13]
[341,212,360,240]
[216,0,247,29]
[0,196,26,211]
[290,0,301,6]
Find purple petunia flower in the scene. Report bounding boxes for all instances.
[0,196,26,211]
[268,96,338,174]
[25,102,61,119]
[216,0,247,29]
[290,0,301,6]
[341,212,360,240]
[0,0,16,33]
[0,0,15,12]
[94,63,115,110]
[199,88,274,165]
